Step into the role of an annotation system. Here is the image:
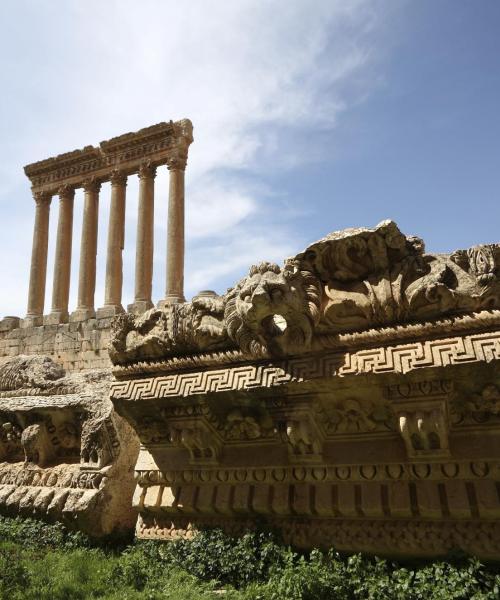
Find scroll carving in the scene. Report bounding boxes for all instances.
[110,220,500,364]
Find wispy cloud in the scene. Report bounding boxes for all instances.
[0,0,383,315]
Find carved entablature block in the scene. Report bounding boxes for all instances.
[110,221,500,559]
[451,383,500,427]
[394,399,450,460]
[284,417,322,461]
[0,420,22,461]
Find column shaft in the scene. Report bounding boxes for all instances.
[25,191,52,326]
[98,172,126,317]
[72,180,100,321]
[47,186,74,323]
[164,161,186,304]
[130,164,155,313]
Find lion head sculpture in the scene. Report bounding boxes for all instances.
[224,260,321,356]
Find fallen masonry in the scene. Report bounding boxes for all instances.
[110,219,500,559]
[0,355,139,536]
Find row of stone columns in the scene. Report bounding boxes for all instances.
[25,163,186,326]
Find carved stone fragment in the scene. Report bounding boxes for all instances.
[110,221,500,559]
[0,355,139,536]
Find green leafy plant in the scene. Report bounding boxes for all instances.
[1,516,500,599]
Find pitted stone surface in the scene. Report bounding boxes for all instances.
[0,355,139,536]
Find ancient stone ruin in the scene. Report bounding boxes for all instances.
[1,120,500,558]
[0,119,193,535]
[110,220,500,559]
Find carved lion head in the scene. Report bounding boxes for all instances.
[224,260,321,356]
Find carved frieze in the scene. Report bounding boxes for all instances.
[451,383,500,426]
[110,221,500,366]
[24,119,193,194]
[109,221,500,558]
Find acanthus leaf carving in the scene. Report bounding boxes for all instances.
[109,220,500,365]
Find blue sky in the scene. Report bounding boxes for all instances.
[0,1,499,317]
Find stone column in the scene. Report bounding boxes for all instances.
[24,191,52,327]
[46,185,75,324]
[129,163,156,314]
[71,179,100,322]
[97,171,127,318]
[162,157,186,305]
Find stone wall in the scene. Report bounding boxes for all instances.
[0,318,112,372]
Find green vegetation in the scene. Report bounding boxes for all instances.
[1,516,500,599]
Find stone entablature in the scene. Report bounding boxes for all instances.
[109,221,500,559]
[22,119,193,329]
[25,120,192,195]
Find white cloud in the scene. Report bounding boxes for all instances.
[0,0,383,315]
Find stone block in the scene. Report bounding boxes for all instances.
[271,484,291,515]
[388,482,413,518]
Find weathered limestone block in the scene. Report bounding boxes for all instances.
[110,221,500,559]
[0,355,139,537]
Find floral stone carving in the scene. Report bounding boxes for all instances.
[110,221,500,559]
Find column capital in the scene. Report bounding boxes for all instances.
[110,169,127,187]
[138,161,157,180]
[82,177,102,193]
[166,155,187,171]
[32,190,52,205]
[57,184,75,200]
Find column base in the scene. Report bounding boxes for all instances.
[70,307,96,322]
[127,300,154,315]
[157,294,186,309]
[22,315,42,328]
[96,305,124,319]
[44,311,69,325]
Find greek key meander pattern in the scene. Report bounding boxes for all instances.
[111,331,500,401]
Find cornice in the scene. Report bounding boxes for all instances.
[24,119,193,193]
[111,310,500,377]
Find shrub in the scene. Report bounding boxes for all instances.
[1,516,500,599]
